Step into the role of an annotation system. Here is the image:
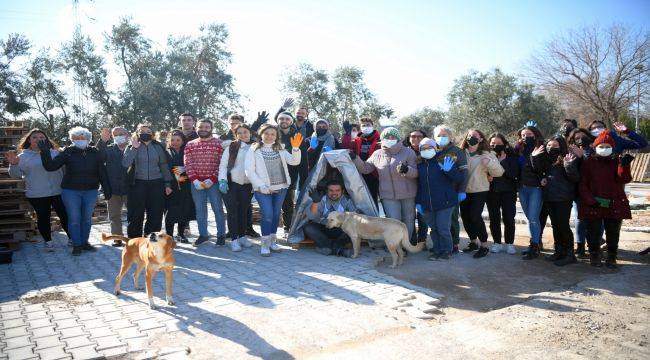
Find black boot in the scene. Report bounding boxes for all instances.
[576,242,586,258]
[72,246,82,256]
[590,249,602,267]
[554,250,577,266]
[522,243,540,260]
[463,241,479,252]
[545,251,563,261]
[605,252,617,269]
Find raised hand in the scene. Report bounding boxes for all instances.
[281,98,294,110]
[613,122,628,133]
[309,188,323,203]
[37,140,51,152]
[290,133,304,149]
[100,128,111,142]
[531,145,545,156]
[397,161,409,174]
[5,150,19,165]
[256,111,269,124]
[564,153,576,163]
[569,144,584,159]
[131,134,141,148]
[526,120,538,128]
[439,156,455,172]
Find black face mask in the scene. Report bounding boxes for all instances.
[562,126,574,137]
[547,147,561,158]
[197,130,211,139]
[467,136,479,146]
[316,128,327,137]
[139,133,152,142]
[492,144,505,154]
[525,136,536,147]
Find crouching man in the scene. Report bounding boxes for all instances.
[303,180,356,257]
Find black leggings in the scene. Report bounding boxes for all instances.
[547,200,573,253]
[165,220,188,238]
[224,182,253,239]
[127,179,165,238]
[28,195,70,242]
[459,191,489,243]
[487,191,516,244]
[586,218,622,255]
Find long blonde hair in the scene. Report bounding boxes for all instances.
[254,124,283,151]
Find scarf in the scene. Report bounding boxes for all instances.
[312,130,335,150]
[322,196,346,217]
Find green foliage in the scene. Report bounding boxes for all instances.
[0,33,31,117]
[397,107,446,138]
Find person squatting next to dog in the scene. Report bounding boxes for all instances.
[459,129,505,258]
[486,133,520,255]
[351,127,419,240]
[304,181,357,257]
[98,126,130,247]
[579,130,634,268]
[122,124,173,239]
[183,119,227,247]
[164,130,195,244]
[7,129,70,251]
[40,126,112,256]
[404,129,430,245]
[218,124,255,252]
[415,137,466,260]
[245,124,303,256]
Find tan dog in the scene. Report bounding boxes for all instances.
[101,232,176,309]
[326,212,424,268]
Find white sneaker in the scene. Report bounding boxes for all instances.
[238,236,253,248]
[269,233,282,252]
[230,238,242,252]
[506,244,516,255]
[260,236,271,257]
[44,241,55,252]
[490,243,502,253]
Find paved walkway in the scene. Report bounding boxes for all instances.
[0,220,442,359]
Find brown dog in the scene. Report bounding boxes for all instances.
[101,232,176,309]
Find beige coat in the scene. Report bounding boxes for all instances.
[464,150,504,193]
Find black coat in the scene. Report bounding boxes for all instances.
[165,147,195,223]
[97,140,128,195]
[490,151,519,193]
[532,153,580,202]
[41,145,111,198]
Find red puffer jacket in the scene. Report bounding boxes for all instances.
[578,155,632,220]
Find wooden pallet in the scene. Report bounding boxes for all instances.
[631,153,650,182]
[0,231,30,244]
[0,199,31,215]
[0,127,28,137]
[0,179,25,193]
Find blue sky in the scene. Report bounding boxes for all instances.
[1,0,648,122]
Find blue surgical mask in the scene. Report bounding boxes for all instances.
[435,136,449,147]
[73,140,89,149]
[420,149,436,159]
[383,139,398,148]
[591,128,604,137]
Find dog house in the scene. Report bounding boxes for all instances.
[286,149,379,244]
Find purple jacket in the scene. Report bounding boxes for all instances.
[354,142,418,200]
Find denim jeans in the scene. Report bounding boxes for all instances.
[191,185,226,237]
[61,189,98,247]
[423,206,454,256]
[518,186,543,244]
[254,188,288,236]
[451,204,460,245]
[382,198,416,240]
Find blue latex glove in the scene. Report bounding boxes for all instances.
[458,192,467,202]
[525,120,537,128]
[218,180,228,194]
[416,204,423,215]
[323,146,332,152]
[439,156,455,172]
[309,136,319,149]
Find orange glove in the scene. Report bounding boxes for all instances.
[290,133,303,149]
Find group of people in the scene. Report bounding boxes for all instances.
[6,100,647,268]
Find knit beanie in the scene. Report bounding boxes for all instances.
[419,137,437,150]
[593,130,616,147]
[380,127,401,140]
[278,111,294,121]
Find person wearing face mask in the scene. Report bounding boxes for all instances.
[98,127,130,246]
[40,126,111,256]
[567,128,596,256]
[307,119,340,170]
[459,129,504,259]
[163,130,195,244]
[578,130,633,268]
[432,125,469,253]
[7,129,69,252]
[486,133,520,255]
[416,138,465,260]
[350,116,382,207]
[351,127,419,240]
[587,120,647,154]
[122,123,174,239]
[341,120,360,151]
[515,125,546,259]
[531,136,580,266]
[403,129,429,245]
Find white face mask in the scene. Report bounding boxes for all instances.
[591,128,604,137]
[420,149,436,159]
[383,139,398,148]
[73,140,89,149]
[351,131,358,139]
[595,146,612,157]
[114,135,128,145]
[361,126,373,135]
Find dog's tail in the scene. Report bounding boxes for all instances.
[101,233,130,243]
[400,224,425,253]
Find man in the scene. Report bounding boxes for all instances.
[433,124,469,253]
[350,116,381,207]
[277,111,303,233]
[178,112,198,141]
[219,113,245,147]
[98,127,130,246]
[303,181,356,257]
[184,119,227,246]
[307,119,340,170]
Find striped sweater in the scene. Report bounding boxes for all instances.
[183,137,223,182]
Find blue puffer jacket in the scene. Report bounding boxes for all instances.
[416,153,466,212]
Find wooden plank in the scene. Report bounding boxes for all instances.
[631,153,650,182]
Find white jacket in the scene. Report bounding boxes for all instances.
[245,143,300,192]
[219,142,251,185]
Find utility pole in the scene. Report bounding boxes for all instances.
[635,64,644,132]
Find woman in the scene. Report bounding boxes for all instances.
[567,128,595,257]
[40,127,111,256]
[164,130,195,243]
[404,129,429,245]
[219,124,254,252]
[122,124,173,238]
[245,124,302,256]
[341,121,360,150]
[578,130,633,268]
[515,125,546,259]
[6,129,69,250]
[486,133,519,255]
[459,129,504,258]
[587,120,647,153]
[351,127,419,240]
[531,136,580,266]
[416,138,465,260]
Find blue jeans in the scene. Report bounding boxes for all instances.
[254,189,288,236]
[61,189,98,247]
[191,185,226,237]
[382,198,416,240]
[423,206,454,256]
[519,186,543,244]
